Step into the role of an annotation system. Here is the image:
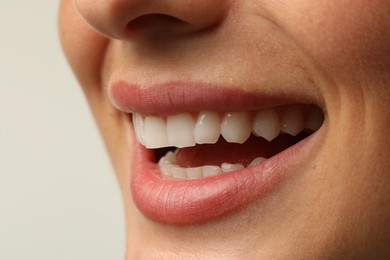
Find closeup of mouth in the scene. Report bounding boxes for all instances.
[110,81,325,225]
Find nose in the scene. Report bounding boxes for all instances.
[74,0,228,39]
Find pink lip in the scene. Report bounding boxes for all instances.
[131,133,318,224]
[110,80,322,224]
[109,80,314,116]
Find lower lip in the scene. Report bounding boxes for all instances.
[130,131,319,225]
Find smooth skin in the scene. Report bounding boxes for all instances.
[59,0,390,258]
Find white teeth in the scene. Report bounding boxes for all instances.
[165,151,177,164]
[202,165,222,177]
[221,112,252,144]
[247,157,266,167]
[144,116,169,148]
[132,113,145,144]
[221,163,245,173]
[279,106,305,136]
[186,167,203,179]
[158,151,266,180]
[132,105,323,149]
[305,106,324,131]
[160,164,172,177]
[194,111,221,144]
[167,113,196,148]
[252,109,280,141]
[171,166,187,179]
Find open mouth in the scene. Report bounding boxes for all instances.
[110,80,325,224]
[133,105,323,180]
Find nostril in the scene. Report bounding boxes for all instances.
[127,14,191,35]
[127,13,213,37]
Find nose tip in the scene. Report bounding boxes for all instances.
[74,0,228,39]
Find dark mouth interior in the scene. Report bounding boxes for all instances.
[154,131,312,168]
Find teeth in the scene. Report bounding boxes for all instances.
[194,111,221,144]
[252,109,280,141]
[144,116,169,148]
[304,106,324,131]
[221,163,245,173]
[279,106,305,136]
[158,151,264,180]
[202,165,222,177]
[132,113,145,144]
[186,167,203,180]
[132,105,323,149]
[221,112,252,144]
[247,157,266,167]
[171,166,187,179]
[167,113,196,148]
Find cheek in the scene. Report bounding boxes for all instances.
[58,0,109,92]
[266,0,390,82]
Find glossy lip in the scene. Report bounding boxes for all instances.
[109,80,323,224]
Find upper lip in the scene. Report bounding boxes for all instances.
[108,80,322,116]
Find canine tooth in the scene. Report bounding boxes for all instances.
[158,156,171,166]
[253,109,280,141]
[194,111,221,144]
[186,167,202,180]
[144,116,169,148]
[280,106,305,136]
[221,163,245,173]
[248,157,266,167]
[221,112,252,143]
[165,151,177,164]
[167,113,196,148]
[305,107,324,131]
[133,113,146,144]
[171,166,187,179]
[202,165,222,177]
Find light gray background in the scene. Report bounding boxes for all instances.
[0,1,124,259]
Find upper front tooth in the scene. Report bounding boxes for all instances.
[144,116,169,148]
[194,111,221,144]
[252,108,280,141]
[280,106,304,136]
[221,112,252,143]
[167,113,196,148]
[133,113,146,145]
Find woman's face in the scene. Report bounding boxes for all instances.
[59,0,390,258]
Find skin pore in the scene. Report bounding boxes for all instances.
[59,0,390,258]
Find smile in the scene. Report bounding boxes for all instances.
[109,81,325,224]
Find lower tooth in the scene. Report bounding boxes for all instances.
[248,157,266,167]
[165,151,177,164]
[158,152,266,180]
[221,163,245,173]
[186,167,202,179]
[171,166,187,179]
[202,165,222,177]
[160,164,172,177]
